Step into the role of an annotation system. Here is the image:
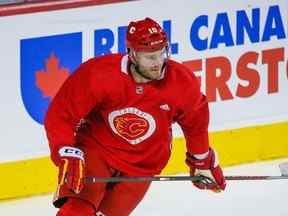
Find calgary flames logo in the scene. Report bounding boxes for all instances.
[108,107,156,145]
[114,115,149,139]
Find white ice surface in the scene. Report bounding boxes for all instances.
[0,159,288,216]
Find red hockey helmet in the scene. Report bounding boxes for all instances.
[126,17,168,52]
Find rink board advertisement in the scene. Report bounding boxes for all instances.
[0,0,288,199]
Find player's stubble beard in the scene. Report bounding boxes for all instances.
[131,62,165,82]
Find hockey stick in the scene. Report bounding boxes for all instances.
[85,162,288,183]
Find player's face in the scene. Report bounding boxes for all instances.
[134,48,166,80]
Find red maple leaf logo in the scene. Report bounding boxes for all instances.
[35,53,70,99]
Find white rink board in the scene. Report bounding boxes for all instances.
[0,159,287,216]
[0,0,287,162]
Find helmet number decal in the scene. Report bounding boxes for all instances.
[148,27,158,34]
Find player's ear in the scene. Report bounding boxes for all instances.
[165,45,171,59]
[128,48,137,64]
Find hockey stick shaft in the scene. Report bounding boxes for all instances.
[85,175,288,183]
[85,162,288,183]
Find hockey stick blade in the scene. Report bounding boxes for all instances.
[85,162,288,183]
[279,162,288,176]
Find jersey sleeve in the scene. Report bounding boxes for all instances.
[175,71,210,155]
[44,60,105,165]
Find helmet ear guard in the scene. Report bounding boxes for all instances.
[163,44,171,60]
[127,48,137,65]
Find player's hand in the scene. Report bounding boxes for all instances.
[58,146,85,194]
[186,148,226,192]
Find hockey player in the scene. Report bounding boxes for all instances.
[44,17,226,216]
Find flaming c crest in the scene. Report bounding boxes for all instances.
[108,107,156,145]
[114,115,149,139]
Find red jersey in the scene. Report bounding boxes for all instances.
[44,54,210,176]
